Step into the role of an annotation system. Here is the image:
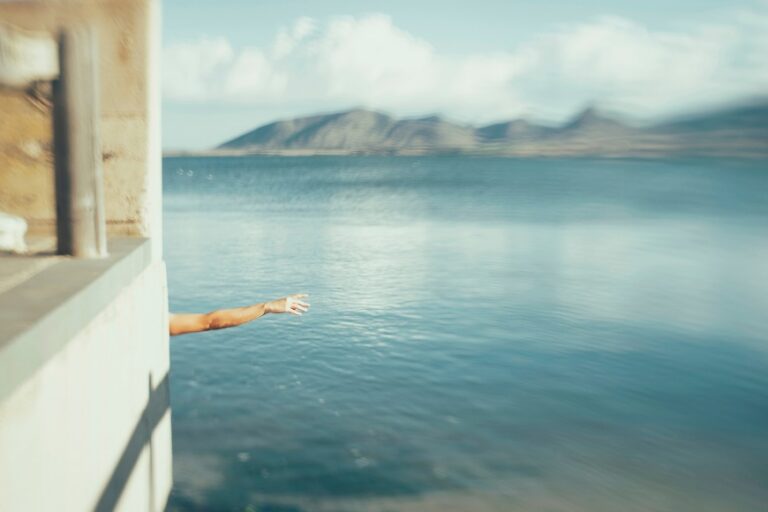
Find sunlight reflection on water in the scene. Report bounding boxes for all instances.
[164,156,768,512]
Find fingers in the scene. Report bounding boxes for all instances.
[282,294,311,317]
[290,302,309,312]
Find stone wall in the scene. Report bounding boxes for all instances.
[0,0,162,248]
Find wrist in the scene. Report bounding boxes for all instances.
[264,301,274,314]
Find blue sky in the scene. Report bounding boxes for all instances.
[162,0,768,149]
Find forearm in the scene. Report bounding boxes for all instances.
[206,302,270,330]
[169,294,308,336]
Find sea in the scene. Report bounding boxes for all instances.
[163,155,768,512]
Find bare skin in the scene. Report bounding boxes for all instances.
[169,294,310,336]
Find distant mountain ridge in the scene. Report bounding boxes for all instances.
[215,102,768,158]
[219,109,477,151]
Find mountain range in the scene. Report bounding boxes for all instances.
[213,102,768,158]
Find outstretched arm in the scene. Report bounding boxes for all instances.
[169,294,309,336]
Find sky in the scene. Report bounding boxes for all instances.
[161,0,768,149]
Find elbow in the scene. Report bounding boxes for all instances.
[205,312,234,331]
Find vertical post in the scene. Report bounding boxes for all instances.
[53,26,107,258]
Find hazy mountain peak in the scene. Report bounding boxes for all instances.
[414,115,443,123]
[560,106,628,132]
[213,102,768,157]
[477,118,552,141]
[337,108,390,119]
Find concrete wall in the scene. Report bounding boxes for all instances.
[0,0,163,249]
[0,256,172,512]
[0,1,170,510]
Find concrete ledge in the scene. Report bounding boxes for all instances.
[0,237,152,402]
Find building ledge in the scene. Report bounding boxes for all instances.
[0,238,152,402]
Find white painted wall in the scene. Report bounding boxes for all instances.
[0,260,172,512]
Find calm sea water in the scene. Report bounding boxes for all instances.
[163,156,768,512]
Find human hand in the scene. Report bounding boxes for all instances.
[266,294,310,316]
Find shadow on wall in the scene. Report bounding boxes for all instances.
[95,372,170,512]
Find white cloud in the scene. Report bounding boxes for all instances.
[513,15,768,120]
[162,37,234,100]
[162,11,768,123]
[271,16,316,59]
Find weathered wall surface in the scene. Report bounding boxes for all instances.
[0,259,172,512]
[0,1,170,510]
[0,89,54,225]
[0,0,162,244]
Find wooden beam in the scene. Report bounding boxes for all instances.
[53,26,107,258]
